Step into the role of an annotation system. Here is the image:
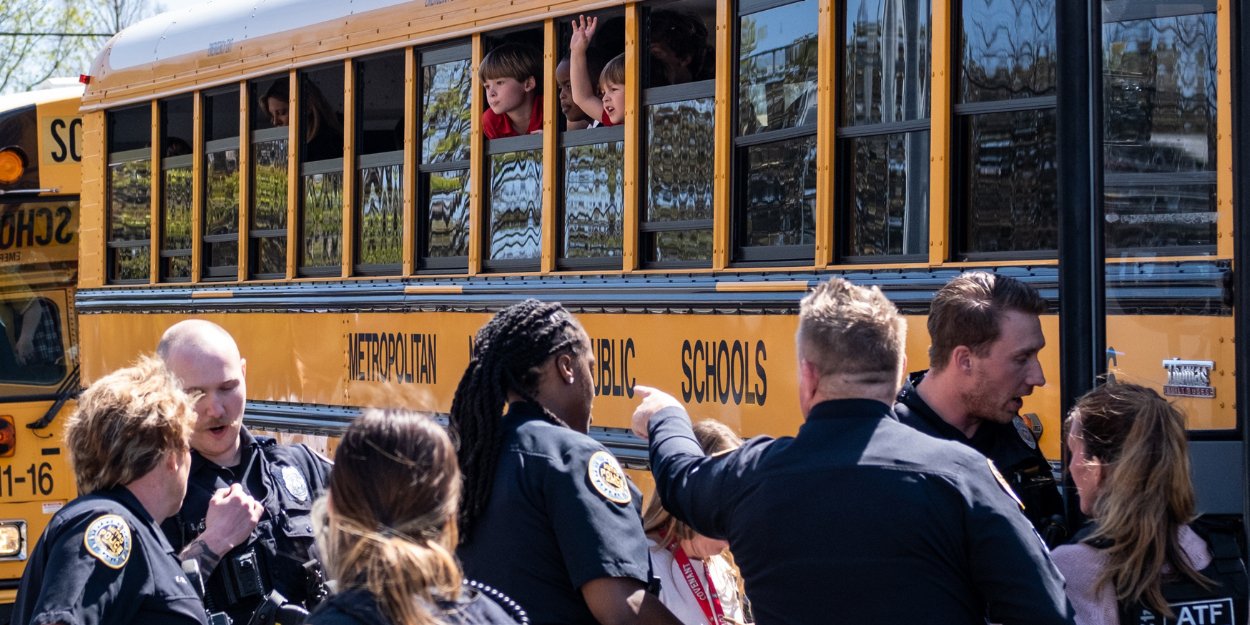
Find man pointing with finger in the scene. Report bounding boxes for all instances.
[159,320,332,624]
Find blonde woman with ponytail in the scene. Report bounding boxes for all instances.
[1053,383,1247,625]
[308,410,526,625]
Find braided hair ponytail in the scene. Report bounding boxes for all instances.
[450,299,588,540]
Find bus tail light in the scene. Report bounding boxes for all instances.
[0,146,26,184]
[0,521,25,559]
[0,416,13,457]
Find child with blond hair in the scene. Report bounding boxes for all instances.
[569,15,626,127]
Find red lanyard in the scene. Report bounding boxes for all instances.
[670,545,727,625]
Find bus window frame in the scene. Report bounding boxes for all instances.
[483,133,544,273]
[0,290,71,392]
[296,63,347,278]
[351,49,406,277]
[201,86,242,282]
[159,151,194,282]
[557,124,626,271]
[106,145,154,285]
[415,42,473,274]
[731,0,819,266]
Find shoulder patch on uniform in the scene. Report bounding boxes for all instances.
[587,451,631,504]
[1012,415,1038,450]
[986,459,1024,511]
[83,514,131,569]
[280,465,310,503]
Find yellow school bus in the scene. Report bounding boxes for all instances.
[64,0,1247,560]
[0,85,83,620]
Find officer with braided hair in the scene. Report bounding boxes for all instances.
[452,300,682,625]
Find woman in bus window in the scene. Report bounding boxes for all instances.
[260,80,343,161]
[452,299,683,625]
[1052,383,1248,625]
[308,409,524,625]
[643,419,752,625]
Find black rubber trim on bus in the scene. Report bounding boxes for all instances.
[242,400,649,469]
[76,262,1229,317]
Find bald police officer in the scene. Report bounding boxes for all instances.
[159,320,332,625]
[633,278,1074,624]
[894,271,1067,545]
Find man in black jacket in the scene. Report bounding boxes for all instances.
[895,271,1066,546]
[633,278,1074,625]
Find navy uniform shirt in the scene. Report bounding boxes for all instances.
[895,372,1067,546]
[161,427,332,623]
[458,402,650,625]
[15,485,209,625]
[307,584,524,625]
[648,399,1075,625]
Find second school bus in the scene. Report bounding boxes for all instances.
[55,0,1248,584]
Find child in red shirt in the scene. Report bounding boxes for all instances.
[480,43,543,138]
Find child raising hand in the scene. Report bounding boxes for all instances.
[570,15,626,126]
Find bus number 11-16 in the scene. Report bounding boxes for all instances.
[0,463,54,497]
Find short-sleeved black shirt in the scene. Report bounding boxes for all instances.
[15,486,209,625]
[648,398,1075,625]
[457,402,650,625]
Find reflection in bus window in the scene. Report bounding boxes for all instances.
[356,52,405,272]
[419,51,473,267]
[161,95,193,280]
[489,150,542,262]
[0,297,64,385]
[201,88,240,279]
[107,105,151,283]
[736,0,817,262]
[299,66,345,275]
[956,0,1057,256]
[1103,9,1216,251]
[563,140,623,259]
[250,77,288,279]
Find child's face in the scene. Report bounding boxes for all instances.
[601,80,625,125]
[556,61,588,122]
[484,76,536,116]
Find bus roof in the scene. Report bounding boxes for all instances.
[0,85,84,113]
[82,0,617,111]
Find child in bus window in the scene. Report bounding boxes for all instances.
[648,10,712,87]
[480,43,543,139]
[570,16,626,127]
[556,49,608,131]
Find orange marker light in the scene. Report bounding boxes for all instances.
[0,148,26,184]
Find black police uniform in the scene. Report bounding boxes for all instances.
[15,485,209,625]
[162,427,332,625]
[648,399,1075,625]
[306,582,525,625]
[457,402,651,625]
[895,371,1067,546]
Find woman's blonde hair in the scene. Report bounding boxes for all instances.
[643,419,742,547]
[1069,382,1210,617]
[66,355,195,495]
[318,409,463,625]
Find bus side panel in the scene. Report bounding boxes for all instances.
[78,112,106,290]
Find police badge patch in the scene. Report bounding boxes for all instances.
[280,466,310,503]
[1012,415,1038,450]
[83,514,131,569]
[587,451,631,504]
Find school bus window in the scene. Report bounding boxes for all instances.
[418,44,472,270]
[0,297,65,385]
[160,95,193,281]
[558,12,625,268]
[355,51,405,274]
[641,3,716,267]
[106,105,152,283]
[1103,2,1217,252]
[202,88,241,280]
[954,0,1057,258]
[837,0,930,261]
[735,0,818,264]
[250,77,288,279]
[482,32,543,271]
[299,65,346,276]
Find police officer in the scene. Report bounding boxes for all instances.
[451,300,682,625]
[158,320,332,625]
[633,278,1075,624]
[15,356,208,625]
[893,271,1067,546]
